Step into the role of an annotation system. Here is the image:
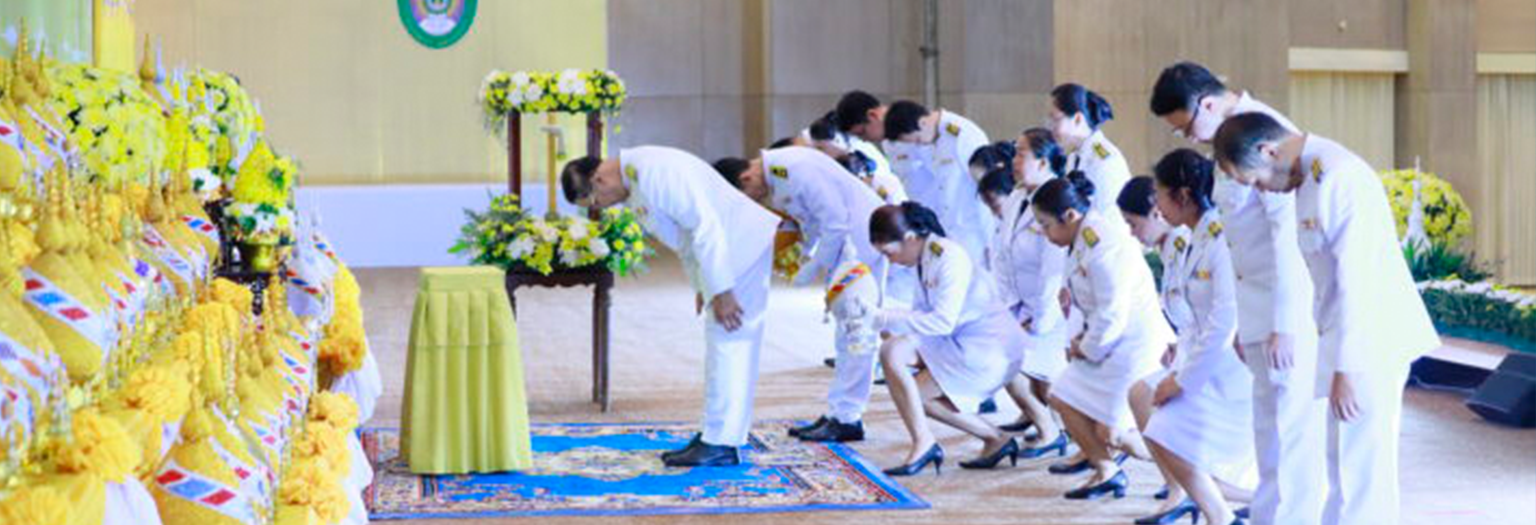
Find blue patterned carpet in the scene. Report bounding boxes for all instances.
[362,421,928,520]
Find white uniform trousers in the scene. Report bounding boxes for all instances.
[701,248,774,447]
[1323,357,1414,525]
[1246,335,1328,525]
[827,321,879,424]
[824,258,888,425]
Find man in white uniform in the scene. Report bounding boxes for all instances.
[714,145,888,442]
[1151,61,1325,525]
[1213,113,1440,525]
[881,100,997,266]
[561,146,782,467]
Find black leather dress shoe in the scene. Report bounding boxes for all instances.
[1235,507,1249,520]
[1134,498,1198,524]
[788,416,829,437]
[662,439,741,467]
[796,418,865,442]
[1063,470,1129,500]
[823,357,837,368]
[661,434,703,462]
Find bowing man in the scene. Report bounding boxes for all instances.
[882,100,998,264]
[1151,61,1324,525]
[561,146,781,467]
[1213,114,1440,525]
[713,145,888,443]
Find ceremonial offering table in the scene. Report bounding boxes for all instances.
[402,266,534,474]
[502,111,616,412]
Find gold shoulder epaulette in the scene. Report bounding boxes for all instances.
[1207,221,1224,238]
[1173,236,1187,252]
[1093,142,1110,160]
[929,241,944,257]
[1082,227,1099,248]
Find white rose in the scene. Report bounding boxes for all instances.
[589,238,611,258]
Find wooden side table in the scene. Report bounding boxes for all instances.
[504,266,614,412]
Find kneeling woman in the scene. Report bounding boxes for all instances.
[1142,149,1255,525]
[1034,174,1174,500]
[870,202,1025,476]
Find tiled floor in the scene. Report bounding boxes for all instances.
[356,256,1535,525]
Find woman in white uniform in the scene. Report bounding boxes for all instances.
[1034,174,1175,500]
[870,202,1025,476]
[1142,150,1256,525]
[1047,83,1132,216]
[982,128,1077,459]
[1116,175,1194,517]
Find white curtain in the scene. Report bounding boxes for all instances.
[1288,72,1398,170]
[1476,74,1536,285]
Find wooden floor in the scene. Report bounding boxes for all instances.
[356,255,1535,525]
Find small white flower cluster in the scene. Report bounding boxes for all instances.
[556,69,588,96]
[506,71,545,108]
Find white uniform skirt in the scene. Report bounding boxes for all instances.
[1052,338,1163,429]
[1145,386,1257,484]
[916,309,1024,414]
[1019,319,1069,382]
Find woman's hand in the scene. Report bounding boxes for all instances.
[1153,374,1183,407]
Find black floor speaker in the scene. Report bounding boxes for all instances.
[1466,353,1536,428]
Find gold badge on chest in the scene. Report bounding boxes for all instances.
[1082,227,1099,248]
[928,241,944,257]
[1310,158,1323,183]
[945,122,961,137]
[624,164,638,183]
[1093,142,1110,160]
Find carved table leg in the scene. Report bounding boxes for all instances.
[594,277,612,412]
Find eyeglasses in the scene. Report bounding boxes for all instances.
[1172,97,1206,139]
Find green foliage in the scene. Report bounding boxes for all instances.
[1404,239,1491,283]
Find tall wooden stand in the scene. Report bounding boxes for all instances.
[503,111,615,412]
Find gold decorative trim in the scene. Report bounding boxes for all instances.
[1288,47,1409,73]
[1477,53,1536,75]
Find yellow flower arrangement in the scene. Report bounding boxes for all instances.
[1378,169,1473,247]
[321,266,368,376]
[479,69,626,131]
[53,408,141,483]
[0,482,71,525]
[228,140,298,244]
[278,457,348,525]
[189,69,263,182]
[306,391,359,433]
[46,61,168,187]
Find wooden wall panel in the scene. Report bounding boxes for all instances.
[1477,0,1536,52]
[1290,0,1407,50]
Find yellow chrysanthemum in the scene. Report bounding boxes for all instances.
[54,408,142,482]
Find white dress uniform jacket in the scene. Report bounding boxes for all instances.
[991,189,1070,380]
[1294,135,1440,525]
[619,146,781,446]
[1144,210,1256,480]
[1054,212,1176,429]
[1067,130,1132,216]
[761,146,890,424]
[884,111,997,262]
[762,146,887,286]
[880,236,1024,413]
[621,146,780,298]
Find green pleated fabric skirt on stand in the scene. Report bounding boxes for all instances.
[401,266,533,474]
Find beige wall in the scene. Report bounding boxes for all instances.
[134,0,608,185]
[1477,0,1536,52]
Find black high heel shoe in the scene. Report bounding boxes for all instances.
[1063,470,1129,500]
[999,419,1036,433]
[1048,451,1127,475]
[1134,498,1199,524]
[1020,432,1069,460]
[883,444,945,477]
[960,438,1019,469]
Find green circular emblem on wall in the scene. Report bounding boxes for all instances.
[398,0,478,49]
